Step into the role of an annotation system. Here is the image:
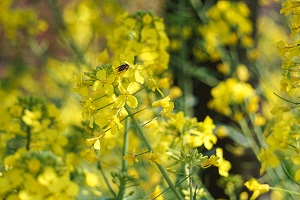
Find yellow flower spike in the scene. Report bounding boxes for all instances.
[244,178,269,200]
[123,148,138,166]
[149,151,162,165]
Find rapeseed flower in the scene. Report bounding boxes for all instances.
[149,151,162,165]
[257,148,280,174]
[123,148,138,166]
[93,69,116,95]
[115,82,140,108]
[244,178,269,200]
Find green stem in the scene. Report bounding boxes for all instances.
[274,92,300,105]
[189,166,193,200]
[153,171,196,200]
[26,126,31,151]
[269,186,300,196]
[120,106,152,123]
[124,105,183,200]
[122,118,130,173]
[239,115,280,187]
[46,0,87,67]
[197,178,215,200]
[141,116,158,127]
[135,150,150,157]
[97,161,117,197]
[238,117,259,155]
[117,118,130,199]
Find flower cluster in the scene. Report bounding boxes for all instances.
[208,77,261,121]
[0,150,79,200]
[0,0,48,41]
[71,10,231,199]
[1,97,67,156]
[196,1,253,61]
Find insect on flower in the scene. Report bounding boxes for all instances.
[116,63,130,74]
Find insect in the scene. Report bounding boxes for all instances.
[116,63,130,74]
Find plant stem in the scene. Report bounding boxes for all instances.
[238,117,259,155]
[117,118,130,199]
[26,126,31,151]
[124,105,183,200]
[189,166,193,200]
[97,161,116,197]
[46,0,87,67]
[269,186,300,196]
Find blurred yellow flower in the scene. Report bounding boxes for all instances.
[123,148,138,166]
[244,178,269,200]
[149,152,162,165]
[150,185,164,200]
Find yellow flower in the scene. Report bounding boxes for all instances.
[236,64,250,82]
[72,74,88,97]
[123,148,138,166]
[150,185,164,200]
[147,74,165,97]
[85,172,100,187]
[115,82,140,108]
[95,113,123,135]
[200,155,219,168]
[257,148,280,175]
[93,69,116,95]
[199,116,217,150]
[86,132,106,150]
[149,151,162,165]
[244,178,269,200]
[169,86,182,100]
[142,13,152,25]
[216,148,231,177]
[37,167,69,193]
[152,96,176,118]
[22,109,41,128]
[27,159,40,174]
[254,114,266,126]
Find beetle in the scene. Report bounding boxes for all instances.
[116,63,130,74]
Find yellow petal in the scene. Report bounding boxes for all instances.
[96,70,106,80]
[115,95,126,108]
[127,82,140,94]
[94,140,101,150]
[127,95,138,108]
